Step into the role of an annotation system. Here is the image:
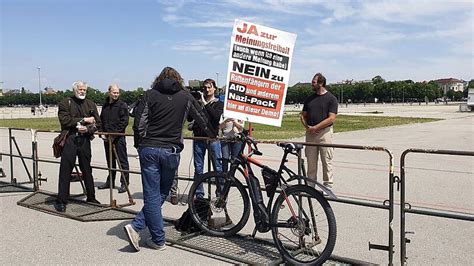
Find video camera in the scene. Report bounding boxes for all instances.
[186,86,205,100]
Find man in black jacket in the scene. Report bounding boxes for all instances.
[189,78,223,199]
[54,81,101,212]
[124,67,213,252]
[99,84,130,193]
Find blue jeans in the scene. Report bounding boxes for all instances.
[221,140,243,173]
[193,140,222,198]
[131,146,180,246]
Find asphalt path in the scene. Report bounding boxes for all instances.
[0,104,472,264]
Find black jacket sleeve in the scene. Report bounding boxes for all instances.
[204,100,224,123]
[132,94,146,148]
[188,96,214,137]
[118,101,129,132]
[58,97,81,130]
[90,102,101,133]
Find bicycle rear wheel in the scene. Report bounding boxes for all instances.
[188,171,250,237]
[271,185,336,265]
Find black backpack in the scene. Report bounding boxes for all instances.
[175,199,210,233]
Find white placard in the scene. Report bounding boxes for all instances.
[223,19,297,127]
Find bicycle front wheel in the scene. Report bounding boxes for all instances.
[271,185,336,265]
[188,171,250,237]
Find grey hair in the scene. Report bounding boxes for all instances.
[72,81,87,91]
[108,84,120,91]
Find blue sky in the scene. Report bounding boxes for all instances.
[1,0,473,92]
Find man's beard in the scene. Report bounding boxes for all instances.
[75,94,86,100]
[313,84,321,92]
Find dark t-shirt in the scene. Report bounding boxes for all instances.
[302,91,338,127]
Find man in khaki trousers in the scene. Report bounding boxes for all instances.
[300,73,338,188]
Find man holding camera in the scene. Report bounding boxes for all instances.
[189,78,223,198]
[54,81,101,212]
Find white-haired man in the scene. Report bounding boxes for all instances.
[54,81,101,212]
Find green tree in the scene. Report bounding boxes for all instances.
[372,75,385,85]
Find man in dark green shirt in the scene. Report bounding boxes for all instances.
[54,81,101,212]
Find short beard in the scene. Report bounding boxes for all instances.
[75,94,86,100]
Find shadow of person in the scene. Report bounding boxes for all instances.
[131,192,143,200]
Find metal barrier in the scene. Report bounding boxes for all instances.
[2,125,473,264]
[1,126,398,264]
[400,148,474,264]
[0,128,36,192]
[270,139,397,264]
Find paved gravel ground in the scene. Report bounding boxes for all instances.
[0,104,472,264]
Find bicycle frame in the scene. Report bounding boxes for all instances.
[224,134,321,234]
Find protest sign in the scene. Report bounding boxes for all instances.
[223,19,297,127]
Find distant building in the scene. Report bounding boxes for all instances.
[0,89,3,97]
[3,89,21,96]
[433,78,464,95]
[292,82,311,87]
[43,87,57,95]
[333,79,372,85]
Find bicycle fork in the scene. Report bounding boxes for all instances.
[284,189,321,246]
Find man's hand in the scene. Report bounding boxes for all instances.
[78,126,88,134]
[307,125,320,135]
[83,116,95,124]
[200,92,208,105]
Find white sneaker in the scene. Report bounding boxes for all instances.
[323,183,333,189]
[146,238,166,251]
[124,224,141,252]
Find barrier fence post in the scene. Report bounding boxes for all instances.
[9,128,14,183]
[399,148,474,264]
[32,129,39,191]
[388,151,395,265]
[107,134,115,207]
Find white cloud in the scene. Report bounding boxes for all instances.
[358,0,473,25]
[300,42,387,57]
[172,40,227,56]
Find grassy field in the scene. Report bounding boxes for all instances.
[0,115,439,140]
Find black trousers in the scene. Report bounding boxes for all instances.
[103,136,130,185]
[58,134,95,203]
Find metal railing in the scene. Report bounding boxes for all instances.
[4,126,473,264]
[400,148,474,264]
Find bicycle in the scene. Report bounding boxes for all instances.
[188,130,337,265]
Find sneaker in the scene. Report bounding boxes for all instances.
[323,183,333,189]
[170,194,179,205]
[124,224,140,252]
[146,238,166,251]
